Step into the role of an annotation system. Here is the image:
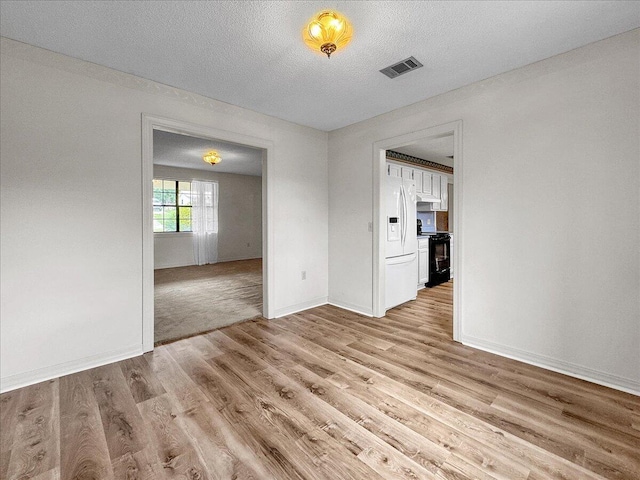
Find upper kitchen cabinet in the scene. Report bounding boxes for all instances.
[431,173,441,202]
[401,166,414,181]
[386,160,450,211]
[421,171,433,197]
[387,158,451,211]
[431,175,449,211]
[417,171,441,203]
[387,163,401,178]
[386,160,418,183]
[441,176,449,211]
[414,170,423,194]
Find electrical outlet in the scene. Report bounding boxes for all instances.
[301,271,306,280]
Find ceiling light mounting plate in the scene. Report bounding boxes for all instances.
[321,43,337,58]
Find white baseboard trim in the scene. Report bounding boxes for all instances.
[216,255,262,263]
[461,334,640,396]
[0,344,143,393]
[273,296,328,318]
[155,261,194,269]
[327,299,373,317]
[155,256,262,270]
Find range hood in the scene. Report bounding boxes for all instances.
[416,194,441,203]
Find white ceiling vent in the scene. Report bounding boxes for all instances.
[380,56,423,79]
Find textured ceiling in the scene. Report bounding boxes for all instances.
[1,1,638,131]
[153,130,263,177]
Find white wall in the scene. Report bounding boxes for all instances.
[328,30,640,393]
[153,165,262,268]
[0,38,328,391]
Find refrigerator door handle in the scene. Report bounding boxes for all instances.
[398,184,404,247]
[404,185,409,246]
[400,184,407,247]
[399,185,404,247]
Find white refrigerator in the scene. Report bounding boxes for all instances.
[385,175,418,309]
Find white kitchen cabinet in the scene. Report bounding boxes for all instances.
[417,172,441,203]
[387,161,449,211]
[432,173,441,203]
[433,176,448,211]
[387,163,401,177]
[442,176,449,211]
[401,166,414,181]
[417,238,429,286]
[422,171,433,197]
[426,174,450,212]
[414,170,423,194]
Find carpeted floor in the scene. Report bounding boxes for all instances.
[154,258,262,344]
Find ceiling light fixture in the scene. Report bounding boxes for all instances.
[203,150,222,165]
[303,10,352,58]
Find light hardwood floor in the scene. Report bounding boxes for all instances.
[1,282,638,479]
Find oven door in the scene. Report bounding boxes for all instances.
[427,235,450,287]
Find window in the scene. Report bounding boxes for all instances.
[153,179,193,232]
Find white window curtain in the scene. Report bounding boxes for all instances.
[191,181,219,265]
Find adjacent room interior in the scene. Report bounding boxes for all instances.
[382,133,456,337]
[152,130,264,344]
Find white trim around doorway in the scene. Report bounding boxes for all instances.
[372,120,463,342]
[141,114,274,352]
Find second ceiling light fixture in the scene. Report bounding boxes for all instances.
[203,150,222,166]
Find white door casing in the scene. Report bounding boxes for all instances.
[373,120,463,342]
[141,114,274,352]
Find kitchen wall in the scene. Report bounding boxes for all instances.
[435,212,448,232]
[153,165,262,268]
[0,37,328,392]
[328,30,640,393]
[417,212,436,232]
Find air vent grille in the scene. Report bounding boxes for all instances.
[380,56,423,79]
[405,58,418,68]
[391,63,410,74]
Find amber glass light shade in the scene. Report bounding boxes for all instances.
[303,10,352,58]
[203,150,222,165]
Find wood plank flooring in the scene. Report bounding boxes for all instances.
[2,281,639,479]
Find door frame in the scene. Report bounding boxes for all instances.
[141,114,274,352]
[372,120,463,342]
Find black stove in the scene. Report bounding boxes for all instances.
[425,233,450,287]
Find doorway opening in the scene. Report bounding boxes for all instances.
[141,115,274,351]
[152,130,264,344]
[373,121,462,341]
